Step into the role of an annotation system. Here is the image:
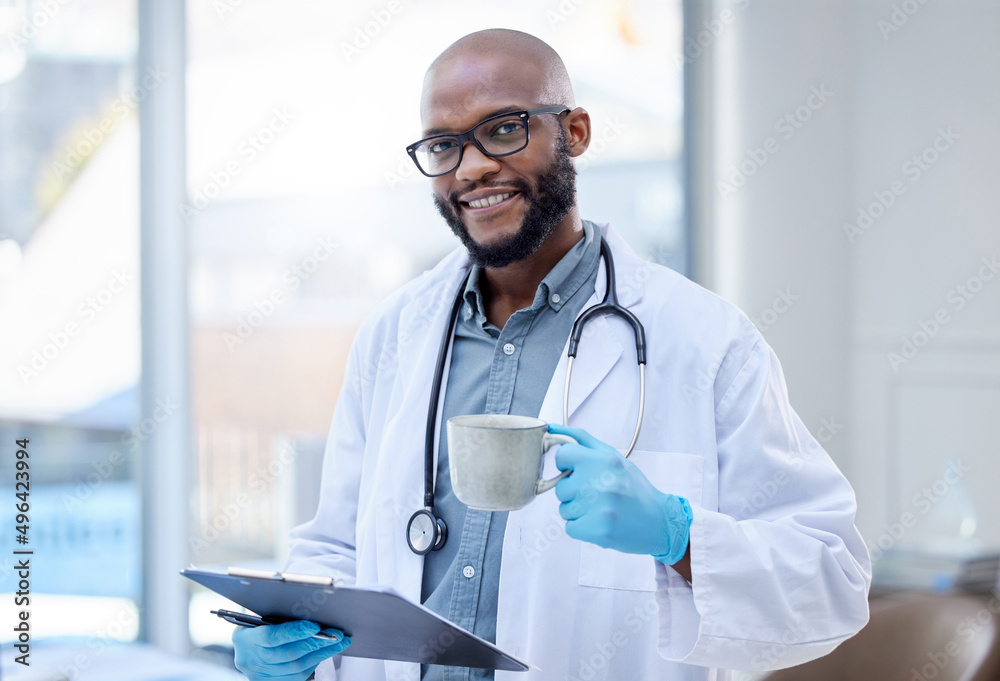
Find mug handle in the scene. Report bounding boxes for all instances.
[535,433,577,495]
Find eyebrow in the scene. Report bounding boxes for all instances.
[422,105,525,137]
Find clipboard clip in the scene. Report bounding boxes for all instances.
[226,566,344,587]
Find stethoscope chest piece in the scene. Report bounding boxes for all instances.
[406,508,447,555]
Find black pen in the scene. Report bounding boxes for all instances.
[211,609,342,642]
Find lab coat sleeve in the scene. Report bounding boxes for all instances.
[656,333,871,671]
[283,326,370,584]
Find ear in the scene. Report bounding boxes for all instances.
[564,107,591,158]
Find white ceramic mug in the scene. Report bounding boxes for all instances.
[446,414,577,511]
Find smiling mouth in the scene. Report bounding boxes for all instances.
[461,191,520,210]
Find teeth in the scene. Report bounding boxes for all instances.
[468,192,513,209]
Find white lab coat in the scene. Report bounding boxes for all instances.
[286,223,871,681]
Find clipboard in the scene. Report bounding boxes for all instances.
[181,567,529,671]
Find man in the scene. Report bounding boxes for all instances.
[232,28,871,681]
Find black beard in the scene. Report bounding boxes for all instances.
[433,130,577,269]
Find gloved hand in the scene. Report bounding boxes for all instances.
[232,619,351,681]
[549,423,693,565]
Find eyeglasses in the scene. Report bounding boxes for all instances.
[406,105,570,177]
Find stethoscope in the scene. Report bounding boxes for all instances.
[406,236,647,554]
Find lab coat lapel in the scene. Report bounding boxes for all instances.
[501,225,649,674]
[376,261,469,607]
[537,226,645,427]
[537,314,622,427]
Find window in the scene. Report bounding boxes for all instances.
[0,0,141,645]
[185,0,685,651]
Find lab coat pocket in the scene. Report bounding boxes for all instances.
[578,450,704,591]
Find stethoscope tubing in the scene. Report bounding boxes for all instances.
[562,356,644,458]
[424,271,471,509]
[563,239,646,457]
[410,235,647,554]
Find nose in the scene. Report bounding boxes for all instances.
[455,141,502,182]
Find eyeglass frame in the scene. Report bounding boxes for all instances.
[405,105,571,177]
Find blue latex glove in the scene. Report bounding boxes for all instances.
[550,423,693,565]
[232,620,351,681]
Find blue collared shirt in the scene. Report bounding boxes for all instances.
[420,221,601,681]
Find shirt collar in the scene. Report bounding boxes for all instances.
[462,220,600,324]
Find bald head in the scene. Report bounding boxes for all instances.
[420,29,575,127]
[415,30,592,272]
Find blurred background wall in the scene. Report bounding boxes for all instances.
[697,0,1000,556]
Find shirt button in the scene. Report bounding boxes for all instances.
[551,293,561,303]
[462,304,472,321]
[462,565,475,579]
[502,343,515,355]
